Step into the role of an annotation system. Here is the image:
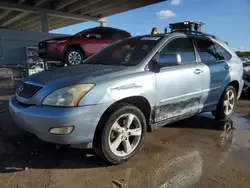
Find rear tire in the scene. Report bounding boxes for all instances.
[93,104,146,164]
[212,86,237,120]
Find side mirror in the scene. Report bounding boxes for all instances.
[158,53,181,67]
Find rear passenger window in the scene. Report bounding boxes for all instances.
[196,39,223,62]
[112,32,129,40]
[160,38,196,65]
[215,44,232,60]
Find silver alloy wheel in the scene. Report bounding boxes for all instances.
[223,90,235,115]
[108,113,142,157]
[68,51,82,65]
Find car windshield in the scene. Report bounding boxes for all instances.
[84,36,163,66]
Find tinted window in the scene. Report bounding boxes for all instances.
[196,39,223,61]
[215,44,232,60]
[84,37,163,66]
[86,33,101,39]
[112,31,130,40]
[160,38,196,64]
[75,28,130,39]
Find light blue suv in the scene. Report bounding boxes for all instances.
[9,32,244,164]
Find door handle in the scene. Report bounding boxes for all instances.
[224,65,230,70]
[194,69,202,74]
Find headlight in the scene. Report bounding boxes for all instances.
[42,84,95,107]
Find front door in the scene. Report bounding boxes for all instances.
[155,37,203,122]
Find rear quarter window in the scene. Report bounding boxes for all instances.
[215,44,232,61]
[112,32,130,40]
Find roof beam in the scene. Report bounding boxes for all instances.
[0,12,30,27]
[0,2,101,21]
[0,9,11,20]
[53,0,78,10]
[92,0,162,17]
[9,15,39,29]
[34,0,50,7]
[66,0,102,13]
[81,0,129,15]
[50,19,81,31]
[31,18,81,31]
[18,0,27,4]
[15,16,54,30]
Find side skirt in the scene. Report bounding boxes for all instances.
[150,111,197,131]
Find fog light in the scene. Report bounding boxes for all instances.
[49,126,74,135]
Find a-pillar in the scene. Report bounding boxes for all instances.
[40,12,49,32]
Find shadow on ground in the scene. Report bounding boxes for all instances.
[0,110,237,174]
[0,112,109,173]
[167,113,235,131]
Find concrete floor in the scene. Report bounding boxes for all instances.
[0,79,250,188]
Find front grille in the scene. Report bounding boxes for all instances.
[16,82,43,99]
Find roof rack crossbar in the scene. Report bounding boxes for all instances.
[169,30,217,39]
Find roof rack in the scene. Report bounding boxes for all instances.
[164,21,217,39]
[169,29,217,39]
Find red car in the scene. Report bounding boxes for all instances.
[38,26,131,67]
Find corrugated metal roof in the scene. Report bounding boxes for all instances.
[0,0,165,32]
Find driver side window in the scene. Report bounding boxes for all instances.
[86,33,101,39]
[160,38,196,65]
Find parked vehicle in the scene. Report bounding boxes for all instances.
[38,26,131,67]
[240,57,250,64]
[10,30,243,164]
[243,63,250,95]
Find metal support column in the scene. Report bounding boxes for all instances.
[100,21,106,27]
[40,12,49,32]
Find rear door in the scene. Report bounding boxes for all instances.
[80,29,110,56]
[194,38,230,110]
[155,37,204,122]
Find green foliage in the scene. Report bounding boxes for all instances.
[236,51,250,57]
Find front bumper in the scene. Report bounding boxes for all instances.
[39,50,63,62]
[38,44,63,62]
[9,97,108,148]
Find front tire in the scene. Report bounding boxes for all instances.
[212,86,237,120]
[93,104,146,164]
[65,49,84,66]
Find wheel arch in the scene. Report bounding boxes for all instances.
[228,80,239,95]
[63,43,86,58]
[219,80,240,100]
[97,96,152,133]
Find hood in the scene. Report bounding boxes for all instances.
[24,64,127,86]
